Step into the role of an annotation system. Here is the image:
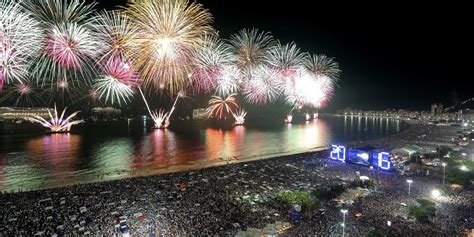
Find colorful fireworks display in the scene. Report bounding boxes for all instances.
[26,104,83,132]
[0,0,340,128]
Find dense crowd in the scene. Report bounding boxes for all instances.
[1,124,473,236]
[347,123,460,150]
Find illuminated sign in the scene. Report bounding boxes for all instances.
[357,153,369,160]
[378,152,391,170]
[331,145,346,162]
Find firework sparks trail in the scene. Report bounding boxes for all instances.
[232,108,247,125]
[138,86,182,128]
[27,104,83,132]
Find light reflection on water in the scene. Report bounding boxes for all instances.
[0,116,403,191]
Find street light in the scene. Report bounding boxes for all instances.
[407,179,413,196]
[442,163,447,185]
[431,189,441,199]
[341,209,348,237]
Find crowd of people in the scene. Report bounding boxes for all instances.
[0,124,473,236]
[347,123,460,150]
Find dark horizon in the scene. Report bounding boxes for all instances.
[92,0,472,112]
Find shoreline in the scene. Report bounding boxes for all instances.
[1,122,472,236]
[5,117,459,196]
[4,145,330,194]
[1,115,412,193]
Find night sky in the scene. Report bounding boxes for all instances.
[93,0,472,111]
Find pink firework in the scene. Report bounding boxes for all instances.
[191,66,220,93]
[45,23,101,71]
[95,55,138,105]
[101,56,139,87]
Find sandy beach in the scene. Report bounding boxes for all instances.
[1,122,472,236]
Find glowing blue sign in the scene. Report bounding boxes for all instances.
[330,145,338,160]
[331,145,346,162]
[357,153,369,160]
[378,152,391,170]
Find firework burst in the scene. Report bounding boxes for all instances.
[23,0,102,85]
[22,0,96,24]
[232,108,247,125]
[267,42,307,78]
[0,81,43,107]
[206,93,239,119]
[214,65,241,96]
[242,66,282,105]
[150,109,170,129]
[27,104,83,132]
[92,10,138,63]
[91,11,139,106]
[94,56,138,106]
[191,34,235,94]
[229,28,275,71]
[283,69,333,108]
[125,0,214,93]
[305,54,341,82]
[0,0,43,90]
[44,23,101,71]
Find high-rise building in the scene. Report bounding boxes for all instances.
[431,104,438,116]
[431,103,444,116]
[437,103,444,114]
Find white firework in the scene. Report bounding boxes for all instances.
[242,65,282,105]
[229,28,275,71]
[94,75,135,106]
[267,41,307,77]
[27,104,84,132]
[0,0,43,90]
[305,54,341,82]
[21,0,96,24]
[191,34,235,93]
[44,23,102,70]
[284,69,333,108]
[92,10,138,63]
[215,65,241,96]
[232,108,247,125]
